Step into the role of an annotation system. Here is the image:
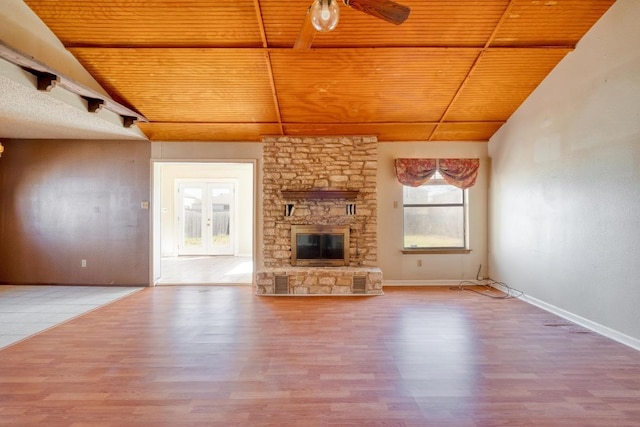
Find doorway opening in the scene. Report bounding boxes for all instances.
[152,162,254,285]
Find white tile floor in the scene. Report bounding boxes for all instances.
[157,255,253,284]
[0,285,142,350]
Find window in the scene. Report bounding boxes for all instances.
[403,171,466,249]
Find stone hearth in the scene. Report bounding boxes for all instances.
[256,267,382,295]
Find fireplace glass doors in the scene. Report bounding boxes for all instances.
[291,225,350,267]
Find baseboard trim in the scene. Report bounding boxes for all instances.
[383,280,464,286]
[490,282,640,352]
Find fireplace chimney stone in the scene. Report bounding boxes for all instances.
[257,135,381,295]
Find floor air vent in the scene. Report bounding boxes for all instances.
[274,275,289,294]
[353,276,366,294]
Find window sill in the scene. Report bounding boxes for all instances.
[401,249,471,255]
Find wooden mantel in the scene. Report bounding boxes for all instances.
[281,190,359,200]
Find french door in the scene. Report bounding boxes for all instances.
[177,181,234,255]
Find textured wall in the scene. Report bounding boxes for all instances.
[262,136,378,268]
[488,0,640,342]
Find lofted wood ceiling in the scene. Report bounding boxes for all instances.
[23,0,615,142]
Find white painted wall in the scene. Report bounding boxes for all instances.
[488,0,640,342]
[378,142,488,282]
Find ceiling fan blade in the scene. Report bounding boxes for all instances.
[344,0,410,25]
[294,5,317,49]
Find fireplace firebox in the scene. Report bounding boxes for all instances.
[291,225,350,267]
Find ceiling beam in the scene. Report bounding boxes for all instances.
[252,0,269,48]
[264,52,285,136]
[254,0,285,135]
[428,0,518,141]
[0,40,148,126]
[293,8,316,50]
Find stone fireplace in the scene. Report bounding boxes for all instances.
[256,136,382,295]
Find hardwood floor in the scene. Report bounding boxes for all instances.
[1,286,639,426]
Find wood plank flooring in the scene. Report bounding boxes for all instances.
[1,286,639,426]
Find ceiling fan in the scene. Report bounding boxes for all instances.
[294,0,411,49]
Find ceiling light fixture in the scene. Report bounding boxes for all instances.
[311,0,340,32]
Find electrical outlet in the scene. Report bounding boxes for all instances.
[81,259,87,268]
[417,259,422,267]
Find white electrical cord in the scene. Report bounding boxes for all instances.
[450,264,524,299]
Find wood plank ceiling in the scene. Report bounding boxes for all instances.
[23,0,615,142]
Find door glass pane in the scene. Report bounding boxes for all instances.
[210,187,231,249]
[182,188,203,247]
[210,203,230,248]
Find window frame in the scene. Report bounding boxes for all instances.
[401,173,470,254]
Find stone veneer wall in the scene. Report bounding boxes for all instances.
[261,135,378,268]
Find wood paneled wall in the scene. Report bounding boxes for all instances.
[0,139,150,285]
